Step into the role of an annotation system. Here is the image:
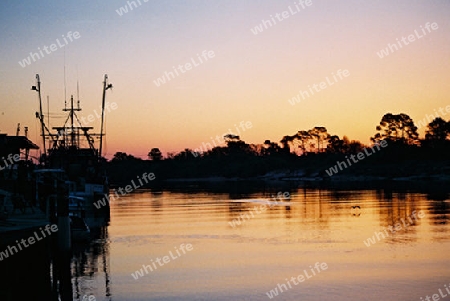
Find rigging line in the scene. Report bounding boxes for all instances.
[62,114,71,129]
[72,111,86,128]
[47,95,50,128]
[47,114,67,116]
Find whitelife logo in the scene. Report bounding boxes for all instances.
[363,210,425,247]
[18,31,81,68]
[324,140,388,176]
[80,102,118,126]
[93,172,156,209]
[0,153,20,171]
[250,0,313,35]
[0,224,58,261]
[376,22,438,59]
[191,121,252,157]
[420,283,450,301]
[153,50,215,87]
[415,105,450,130]
[116,0,149,16]
[228,192,290,228]
[288,69,350,106]
[131,243,193,280]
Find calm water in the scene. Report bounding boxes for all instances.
[71,186,450,301]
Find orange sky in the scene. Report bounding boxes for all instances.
[1,1,449,159]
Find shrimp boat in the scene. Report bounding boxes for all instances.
[32,74,113,231]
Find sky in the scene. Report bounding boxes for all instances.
[0,0,449,159]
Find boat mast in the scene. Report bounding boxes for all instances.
[99,74,112,159]
[32,74,47,154]
[62,96,80,147]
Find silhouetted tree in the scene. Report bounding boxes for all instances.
[224,134,240,143]
[280,136,292,151]
[348,139,365,153]
[371,113,419,145]
[105,113,450,181]
[279,135,296,154]
[294,130,311,154]
[112,152,140,162]
[166,152,175,160]
[148,148,163,161]
[308,126,329,153]
[174,148,197,160]
[225,137,254,156]
[112,152,127,161]
[326,135,346,153]
[263,140,282,156]
[425,117,449,141]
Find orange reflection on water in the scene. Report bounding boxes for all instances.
[105,188,449,301]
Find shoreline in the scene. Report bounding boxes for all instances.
[162,173,450,183]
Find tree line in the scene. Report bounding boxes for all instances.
[107,113,450,182]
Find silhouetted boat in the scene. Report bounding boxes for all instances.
[32,74,113,229]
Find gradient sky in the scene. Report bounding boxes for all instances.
[1,0,449,159]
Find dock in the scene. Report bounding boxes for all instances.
[0,192,50,246]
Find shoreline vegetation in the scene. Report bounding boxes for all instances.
[106,112,450,186]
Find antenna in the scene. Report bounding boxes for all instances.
[64,49,67,105]
[77,75,80,110]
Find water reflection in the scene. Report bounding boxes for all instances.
[0,221,110,301]
[0,233,53,300]
[1,183,449,300]
[83,184,450,300]
[71,226,111,301]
